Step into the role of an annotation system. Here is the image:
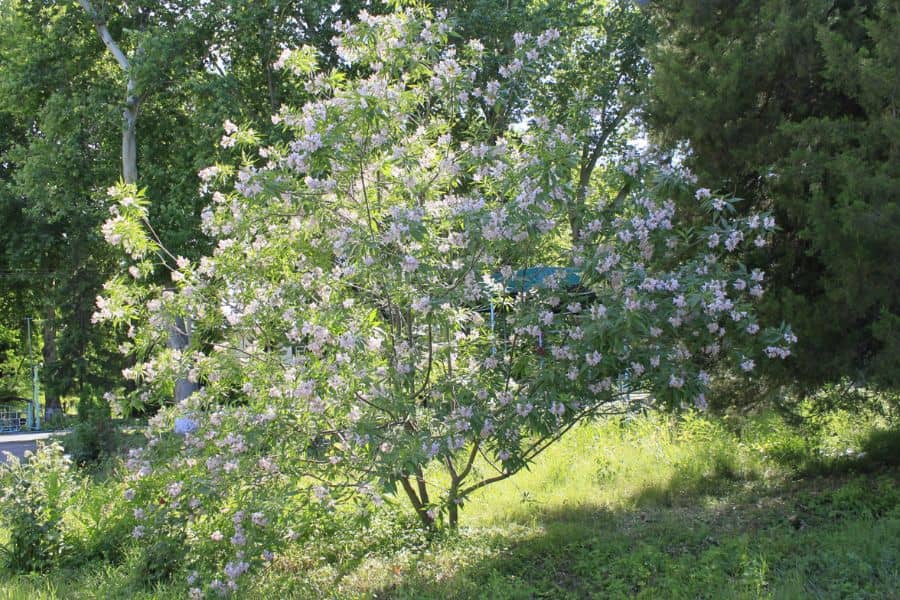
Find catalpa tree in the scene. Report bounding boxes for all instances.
[94,7,793,595]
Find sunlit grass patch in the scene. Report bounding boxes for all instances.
[2,409,898,599]
[462,411,770,527]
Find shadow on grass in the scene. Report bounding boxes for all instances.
[370,450,900,599]
[258,427,900,599]
[794,427,900,478]
[628,427,900,508]
[630,457,755,509]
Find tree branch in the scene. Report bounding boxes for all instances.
[414,465,430,507]
[77,0,131,72]
[458,470,512,498]
[458,399,630,499]
[412,322,433,405]
[456,439,481,483]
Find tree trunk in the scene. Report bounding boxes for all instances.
[400,477,435,529]
[447,499,459,528]
[79,0,199,407]
[168,315,198,402]
[77,0,139,185]
[122,78,139,184]
[447,478,460,529]
[41,312,61,416]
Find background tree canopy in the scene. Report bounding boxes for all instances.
[0,0,897,416]
[0,0,370,410]
[645,0,899,391]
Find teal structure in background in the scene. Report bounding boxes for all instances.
[25,317,41,431]
[493,267,582,294]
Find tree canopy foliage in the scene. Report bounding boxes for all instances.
[0,0,370,408]
[646,0,899,391]
[0,0,896,416]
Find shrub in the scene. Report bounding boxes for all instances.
[861,428,900,467]
[61,413,119,467]
[92,7,795,595]
[67,475,134,565]
[0,443,78,572]
[41,410,74,432]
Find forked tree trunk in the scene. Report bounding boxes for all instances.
[77,0,140,185]
[400,477,436,528]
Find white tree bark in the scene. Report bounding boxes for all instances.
[77,0,139,184]
[168,315,199,402]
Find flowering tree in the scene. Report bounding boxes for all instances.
[94,8,793,595]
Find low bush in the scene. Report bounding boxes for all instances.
[61,418,120,467]
[41,410,74,432]
[0,443,78,572]
[61,394,126,467]
[1,408,897,597]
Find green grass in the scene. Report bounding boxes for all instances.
[2,410,899,599]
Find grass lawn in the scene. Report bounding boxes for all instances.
[1,410,898,599]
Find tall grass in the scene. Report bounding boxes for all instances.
[462,412,769,525]
[2,408,898,599]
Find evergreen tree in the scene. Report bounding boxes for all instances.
[645,0,899,391]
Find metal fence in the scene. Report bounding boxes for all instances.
[0,407,24,432]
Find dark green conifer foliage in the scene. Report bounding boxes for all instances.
[646,0,899,390]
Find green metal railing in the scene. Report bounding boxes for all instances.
[0,406,25,432]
